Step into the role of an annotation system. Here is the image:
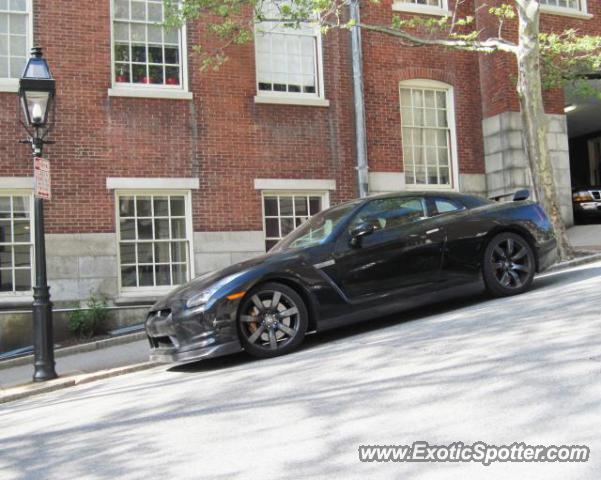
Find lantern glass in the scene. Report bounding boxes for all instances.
[22,90,50,126]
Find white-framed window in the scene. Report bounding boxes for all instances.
[0,0,32,92]
[254,1,325,101]
[111,0,188,92]
[400,79,458,189]
[116,191,194,294]
[392,0,450,16]
[0,191,33,295]
[539,0,590,16]
[262,192,328,251]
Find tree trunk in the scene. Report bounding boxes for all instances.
[514,0,573,261]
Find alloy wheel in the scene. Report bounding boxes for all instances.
[490,236,532,289]
[239,289,301,351]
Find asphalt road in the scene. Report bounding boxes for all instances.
[1,262,601,480]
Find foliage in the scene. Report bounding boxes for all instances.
[68,296,109,339]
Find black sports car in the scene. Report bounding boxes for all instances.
[146,190,557,362]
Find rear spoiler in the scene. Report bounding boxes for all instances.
[489,189,530,202]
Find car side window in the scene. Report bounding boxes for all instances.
[431,198,464,216]
[350,197,427,232]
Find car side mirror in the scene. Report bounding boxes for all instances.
[349,222,375,247]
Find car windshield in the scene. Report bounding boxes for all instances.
[271,201,361,252]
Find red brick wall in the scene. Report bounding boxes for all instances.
[361,0,486,175]
[1,1,356,235]
[1,0,600,235]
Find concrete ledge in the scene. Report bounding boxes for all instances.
[545,252,601,273]
[0,331,147,371]
[0,361,160,404]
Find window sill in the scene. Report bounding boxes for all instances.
[108,87,194,100]
[391,3,452,17]
[405,184,455,191]
[0,296,33,309]
[540,5,592,19]
[0,79,19,93]
[114,294,162,307]
[254,95,330,107]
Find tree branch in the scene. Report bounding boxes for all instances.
[355,22,518,54]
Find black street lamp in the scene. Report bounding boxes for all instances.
[18,47,57,382]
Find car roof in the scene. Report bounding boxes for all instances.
[363,190,476,201]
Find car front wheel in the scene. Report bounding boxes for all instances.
[237,282,308,358]
[483,232,536,297]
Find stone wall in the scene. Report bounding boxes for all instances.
[483,112,573,225]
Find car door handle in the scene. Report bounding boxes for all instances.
[426,228,440,235]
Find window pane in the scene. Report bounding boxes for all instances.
[172,264,187,284]
[0,270,13,291]
[154,219,169,239]
[153,197,169,216]
[137,242,153,263]
[9,14,25,34]
[171,241,186,262]
[137,219,153,239]
[121,266,137,287]
[281,218,294,236]
[265,218,279,238]
[114,0,129,19]
[119,197,135,217]
[14,268,30,291]
[0,220,11,241]
[171,218,186,239]
[120,243,136,264]
[0,245,12,268]
[155,265,170,285]
[170,197,185,216]
[139,265,154,286]
[13,220,29,242]
[264,197,278,216]
[154,242,170,263]
[279,197,293,216]
[294,197,308,216]
[13,244,29,267]
[120,219,136,240]
[309,197,322,215]
[136,197,151,217]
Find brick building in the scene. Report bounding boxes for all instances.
[0,0,599,350]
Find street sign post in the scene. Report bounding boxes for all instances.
[34,156,51,200]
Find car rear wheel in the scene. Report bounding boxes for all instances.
[238,282,308,358]
[483,232,536,297]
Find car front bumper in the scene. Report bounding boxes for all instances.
[145,300,242,364]
[574,201,601,220]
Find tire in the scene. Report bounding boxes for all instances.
[237,282,308,358]
[482,232,536,297]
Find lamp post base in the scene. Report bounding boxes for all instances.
[32,284,57,382]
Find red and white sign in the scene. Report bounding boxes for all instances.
[34,157,51,200]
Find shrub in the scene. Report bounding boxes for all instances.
[68,296,109,339]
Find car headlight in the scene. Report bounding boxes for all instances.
[573,191,594,202]
[185,272,246,309]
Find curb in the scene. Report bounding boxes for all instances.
[545,252,601,273]
[0,331,147,371]
[0,361,161,405]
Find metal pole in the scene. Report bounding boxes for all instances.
[31,138,57,382]
[350,0,369,198]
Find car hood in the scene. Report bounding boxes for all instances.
[150,251,287,311]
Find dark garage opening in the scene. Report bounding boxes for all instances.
[566,79,601,189]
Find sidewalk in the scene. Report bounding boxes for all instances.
[0,335,156,404]
[568,224,601,251]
